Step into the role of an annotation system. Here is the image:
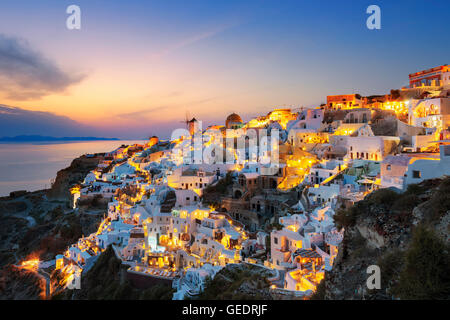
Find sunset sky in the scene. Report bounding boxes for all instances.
[0,0,449,139]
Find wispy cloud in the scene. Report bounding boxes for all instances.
[118,105,171,119]
[115,96,220,121]
[149,22,238,60]
[0,34,85,100]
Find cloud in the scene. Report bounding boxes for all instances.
[0,105,95,137]
[114,93,220,122]
[149,22,238,60]
[0,104,172,140]
[0,34,85,100]
[118,105,171,120]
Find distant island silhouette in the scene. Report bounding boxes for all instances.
[0,135,120,142]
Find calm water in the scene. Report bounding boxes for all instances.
[0,140,145,197]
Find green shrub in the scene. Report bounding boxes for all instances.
[393,226,450,299]
[404,183,424,196]
[333,206,359,229]
[377,249,404,290]
[392,194,420,212]
[310,278,326,300]
[427,177,450,222]
[139,284,174,300]
[367,188,398,207]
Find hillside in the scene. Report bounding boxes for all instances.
[313,177,450,300]
[46,155,101,201]
[0,155,105,299]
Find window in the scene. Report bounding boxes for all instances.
[274,237,278,245]
[413,170,421,178]
[444,145,450,156]
[387,165,391,171]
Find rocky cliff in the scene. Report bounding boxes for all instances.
[0,155,104,299]
[315,177,450,300]
[0,265,46,299]
[46,155,101,202]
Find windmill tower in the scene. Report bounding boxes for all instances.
[180,110,191,129]
[180,110,198,135]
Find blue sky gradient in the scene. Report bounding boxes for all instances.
[0,0,449,139]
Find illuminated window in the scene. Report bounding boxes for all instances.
[413,170,421,179]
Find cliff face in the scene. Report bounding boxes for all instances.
[197,263,303,300]
[319,178,450,300]
[0,265,46,299]
[46,155,101,202]
[0,155,104,299]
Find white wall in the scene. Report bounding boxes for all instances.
[404,145,450,186]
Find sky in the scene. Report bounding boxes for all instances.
[0,0,449,139]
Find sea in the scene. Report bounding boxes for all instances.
[0,140,146,197]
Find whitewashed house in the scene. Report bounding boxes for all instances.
[404,145,450,186]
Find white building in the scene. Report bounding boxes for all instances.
[408,97,450,131]
[174,189,200,208]
[287,108,324,131]
[167,167,216,195]
[346,136,400,161]
[307,160,345,185]
[404,145,450,186]
[380,155,414,190]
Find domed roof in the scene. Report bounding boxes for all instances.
[226,113,243,129]
[226,113,243,123]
